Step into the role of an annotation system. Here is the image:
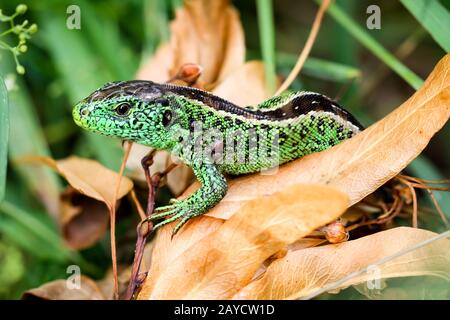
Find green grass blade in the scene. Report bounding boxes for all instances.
[79,0,138,79]
[256,0,277,94]
[317,0,424,90]
[0,77,8,203]
[0,67,61,217]
[0,200,100,273]
[38,13,123,169]
[143,0,170,57]
[331,0,358,66]
[303,57,361,82]
[401,0,450,52]
[277,53,361,82]
[0,201,66,255]
[0,218,67,262]
[170,0,184,12]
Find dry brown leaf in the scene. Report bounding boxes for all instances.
[22,155,133,210]
[212,61,271,106]
[60,187,109,250]
[137,0,244,85]
[96,268,131,300]
[136,43,174,83]
[233,227,450,300]
[22,276,105,300]
[198,53,450,220]
[140,215,224,296]
[287,237,326,251]
[23,268,132,300]
[19,156,133,249]
[137,184,348,299]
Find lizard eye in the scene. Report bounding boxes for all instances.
[115,103,131,116]
[162,109,172,127]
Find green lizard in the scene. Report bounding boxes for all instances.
[73,80,363,235]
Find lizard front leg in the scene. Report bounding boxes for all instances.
[149,161,227,236]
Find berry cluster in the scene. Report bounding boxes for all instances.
[0,4,37,74]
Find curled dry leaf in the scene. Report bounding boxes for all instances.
[20,155,133,248]
[233,227,450,300]
[22,155,133,210]
[130,0,270,194]
[137,0,245,84]
[22,276,105,300]
[23,268,132,300]
[200,53,450,220]
[140,215,224,296]
[137,185,348,299]
[60,187,109,250]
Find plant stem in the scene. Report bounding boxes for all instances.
[257,0,277,94]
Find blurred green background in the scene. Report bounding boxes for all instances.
[0,0,449,299]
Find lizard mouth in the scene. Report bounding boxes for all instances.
[72,102,90,129]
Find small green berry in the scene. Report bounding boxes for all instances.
[15,4,27,14]
[28,24,38,34]
[19,45,27,53]
[12,25,22,34]
[19,33,27,41]
[16,65,25,75]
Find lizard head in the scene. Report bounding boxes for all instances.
[73,80,182,150]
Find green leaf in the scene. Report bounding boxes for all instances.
[401,0,450,52]
[317,0,424,90]
[0,77,8,203]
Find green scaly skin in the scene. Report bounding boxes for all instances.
[73,80,363,235]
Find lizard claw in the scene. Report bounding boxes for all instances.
[168,198,181,204]
[147,208,177,220]
[153,203,176,213]
[151,201,195,237]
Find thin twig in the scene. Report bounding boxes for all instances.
[130,189,146,220]
[425,189,450,227]
[110,141,133,299]
[398,177,418,228]
[347,195,404,232]
[274,0,332,95]
[398,175,450,227]
[125,153,179,300]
